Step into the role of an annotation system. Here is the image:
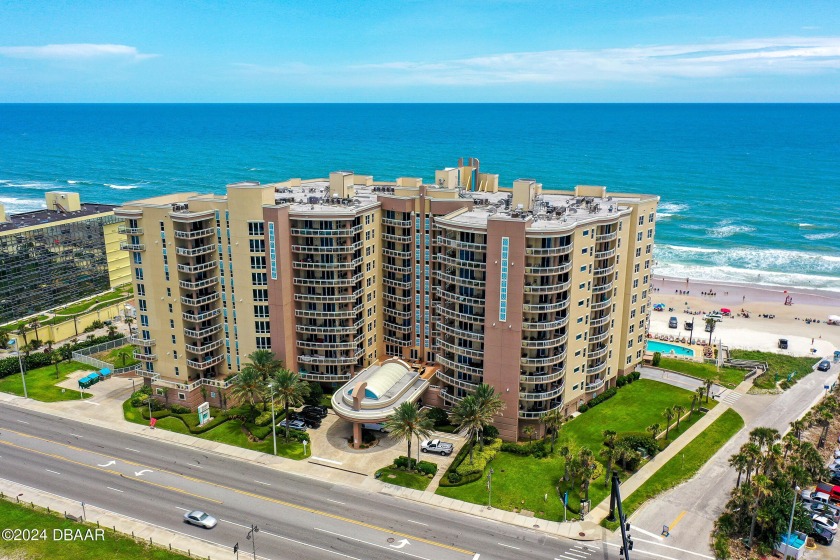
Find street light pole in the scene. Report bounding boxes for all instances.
[268,383,277,456]
[487,467,494,509]
[10,341,28,399]
[246,524,259,560]
[785,486,800,551]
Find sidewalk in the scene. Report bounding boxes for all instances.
[0,390,603,541]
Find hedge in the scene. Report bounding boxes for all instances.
[455,439,502,477]
[0,334,125,378]
[392,457,438,476]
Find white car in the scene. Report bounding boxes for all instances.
[704,312,723,322]
[812,514,838,534]
[807,502,840,522]
[184,510,217,529]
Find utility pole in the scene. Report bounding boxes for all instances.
[246,524,259,560]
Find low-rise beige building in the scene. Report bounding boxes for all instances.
[116,160,658,440]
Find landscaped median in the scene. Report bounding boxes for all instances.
[0,494,192,560]
[602,408,744,530]
[436,378,720,521]
[375,456,439,491]
[123,388,310,460]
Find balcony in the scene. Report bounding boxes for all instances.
[133,351,157,362]
[174,227,214,239]
[293,273,363,287]
[180,277,218,290]
[187,354,225,370]
[437,338,483,359]
[297,349,363,365]
[435,369,480,392]
[522,316,569,330]
[434,270,486,288]
[297,337,362,350]
[436,289,486,307]
[382,232,412,243]
[437,355,483,377]
[589,329,610,343]
[119,242,145,251]
[382,277,411,290]
[594,248,616,259]
[183,324,223,338]
[587,360,608,375]
[182,309,221,322]
[383,334,412,346]
[129,337,155,347]
[520,352,566,367]
[296,322,361,335]
[521,334,568,349]
[289,224,362,236]
[118,226,143,235]
[590,314,611,328]
[177,261,218,274]
[382,248,413,259]
[519,385,564,401]
[299,372,352,383]
[437,254,486,269]
[596,231,617,242]
[439,390,464,406]
[381,217,412,228]
[592,282,613,294]
[519,368,564,383]
[294,293,357,304]
[524,262,572,275]
[588,345,608,359]
[383,308,412,319]
[383,321,413,333]
[437,321,484,342]
[176,245,216,257]
[518,400,563,419]
[523,299,570,313]
[295,304,363,320]
[585,379,606,393]
[591,297,612,311]
[291,241,362,254]
[594,264,615,277]
[185,340,224,353]
[435,236,487,251]
[292,257,362,271]
[181,293,220,306]
[523,280,572,294]
[524,245,573,256]
[437,306,484,325]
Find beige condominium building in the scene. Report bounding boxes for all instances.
[116,159,658,441]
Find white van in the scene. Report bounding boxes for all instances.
[362,422,388,433]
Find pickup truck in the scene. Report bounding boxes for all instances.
[817,482,840,503]
[420,439,454,456]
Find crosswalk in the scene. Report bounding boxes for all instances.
[554,543,599,560]
[717,389,742,405]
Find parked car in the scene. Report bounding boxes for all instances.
[183,510,217,529]
[807,501,840,523]
[817,482,840,503]
[289,412,320,429]
[812,514,838,534]
[302,405,328,418]
[300,408,325,421]
[810,526,835,546]
[277,419,307,431]
[421,439,455,456]
[802,490,833,506]
[778,338,788,349]
[818,360,832,372]
[704,312,723,322]
[668,317,678,329]
[362,422,388,433]
[684,321,694,331]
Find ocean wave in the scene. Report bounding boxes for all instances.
[106,184,139,190]
[657,202,688,214]
[705,219,755,238]
[659,244,719,254]
[653,262,840,293]
[1,180,56,190]
[0,196,47,213]
[655,213,672,219]
[799,223,816,228]
[804,232,839,241]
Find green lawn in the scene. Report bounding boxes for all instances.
[658,357,745,388]
[92,344,140,368]
[603,408,745,529]
[0,361,94,401]
[730,350,820,390]
[123,401,309,460]
[376,467,433,491]
[437,380,717,519]
[2,314,49,331]
[53,287,133,317]
[0,497,191,560]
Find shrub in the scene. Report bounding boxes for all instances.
[427,407,449,427]
[631,371,641,381]
[455,439,502,477]
[482,425,499,442]
[616,376,627,388]
[578,403,589,413]
[652,352,662,367]
[254,411,273,426]
[501,442,531,455]
[417,460,438,476]
[169,404,191,414]
[617,433,658,458]
[447,471,462,483]
[304,382,323,406]
[394,456,417,470]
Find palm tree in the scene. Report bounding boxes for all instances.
[615,442,640,471]
[0,329,9,350]
[673,404,686,432]
[472,383,505,450]
[50,351,62,379]
[117,348,133,367]
[729,451,749,488]
[244,350,281,383]
[601,446,620,488]
[16,324,29,347]
[29,320,41,343]
[662,407,675,439]
[385,401,433,466]
[450,395,482,464]
[577,447,599,504]
[705,317,716,346]
[789,419,805,441]
[694,386,706,411]
[647,423,661,439]
[229,368,264,410]
[689,392,698,415]
[543,408,563,452]
[602,429,618,450]
[269,368,310,442]
[523,425,535,448]
[106,324,118,338]
[743,442,762,485]
[762,443,783,476]
[560,445,573,482]
[747,474,773,550]
[703,378,714,403]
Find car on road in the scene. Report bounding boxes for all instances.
[668,316,678,329]
[277,419,307,431]
[810,525,835,546]
[302,405,328,418]
[818,360,832,372]
[421,439,455,456]
[812,514,838,534]
[184,510,217,529]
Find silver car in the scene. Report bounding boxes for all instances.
[184,510,217,529]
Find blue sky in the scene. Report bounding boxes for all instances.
[1,0,839,102]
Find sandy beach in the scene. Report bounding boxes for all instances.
[649,275,840,357]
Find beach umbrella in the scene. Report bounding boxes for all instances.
[720,308,731,314]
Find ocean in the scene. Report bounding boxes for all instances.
[1,104,838,291]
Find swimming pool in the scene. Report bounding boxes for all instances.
[646,340,695,357]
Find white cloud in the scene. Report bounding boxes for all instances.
[0,44,157,61]
[350,37,840,85]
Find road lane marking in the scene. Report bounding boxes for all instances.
[472,555,480,560]
[134,469,153,477]
[327,498,346,505]
[106,487,123,493]
[70,434,83,438]
[630,526,665,540]
[191,464,204,469]
[564,552,588,558]
[605,542,680,560]
[17,420,29,424]
[220,519,249,528]
[311,456,342,464]
[175,507,191,511]
[0,427,472,556]
[315,528,437,560]
[668,510,687,532]
[407,520,427,526]
[125,448,140,453]
[255,480,271,486]
[82,401,100,405]
[45,469,61,475]
[628,536,714,559]
[260,528,362,560]
[498,543,520,550]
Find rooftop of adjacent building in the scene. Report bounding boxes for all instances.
[0,203,119,233]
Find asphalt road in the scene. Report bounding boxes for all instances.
[0,405,614,560]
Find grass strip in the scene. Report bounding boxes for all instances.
[376,467,432,491]
[0,361,94,401]
[602,408,744,530]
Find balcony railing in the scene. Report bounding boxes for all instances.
[294,293,357,304]
[177,261,218,274]
[186,354,225,370]
[296,322,361,335]
[293,273,363,287]
[435,236,487,251]
[185,340,224,354]
[118,226,144,234]
[519,369,564,383]
[434,270,486,288]
[591,297,612,311]
[524,245,573,256]
[297,349,363,365]
[381,217,412,228]
[181,293,220,306]
[291,241,362,254]
[435,369,480,393]
[437,254,486,269]
[523,280,572,294]
[520,352,566,367]
[176,245,216,257]
[589,329,610,343]
[585,379,606,393]
[522,316,569,330]
[174,228,214,239]
[594,248,616,259]
[589,314,611,328]
[179,277,218,290]
[437,321,484,342]
[523,299,570,313]
[587,360,608,375]
[182,308,221,322]
[170,209,215,223]
[594,264,615,277]
[524,262,572,275]
[518,400,563,419]
[596,231,617,242]
[437,338,483,359]
[289,224,362,236]
[129,337,156,347]
[292,257,362,271]
[119,242,145,251]
[133,351,157,362]
[519,385,564,401]
[437,355,483,377]
[521,334,568,349]
[183,324,223,338]
[592,282,613,294]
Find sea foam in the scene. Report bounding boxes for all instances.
[106,184,139,190]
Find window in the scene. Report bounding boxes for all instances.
[649,212,655,223]
[170,319,175,328]
[582,229,589,236]
[577,317,583,323]
[168,303,173,313]
[134,267,144,280]
[137,284,145,296]
[578,300,584,307]
[647,229,653,239]
[580,265,587,272]
[638,216,644,225]
[256,336,271,349]
[166,287,171,297]
[253,289,268,301]
[250,256,266,269]
[178,392,186,401]
[581,247,588,254]
[254,321,271,333]
[171,335,176,344]
[249,239,265,252]
[138,299,147,311]
[173,350,178,359]
[254,305,269,317]
[635,248,641,257]
[252,272,267,285]
[140,315,149,327]
[637,232,643,242]
[248,222,265,236]
[174,367,179,376]
[634,263,640,273]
